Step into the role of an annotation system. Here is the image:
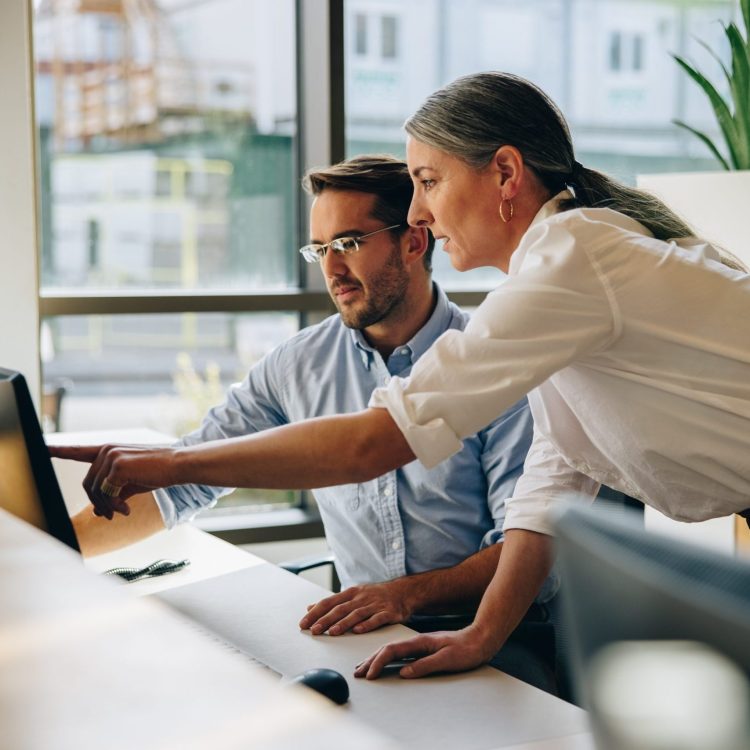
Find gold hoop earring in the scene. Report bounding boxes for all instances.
[499,198,514,223]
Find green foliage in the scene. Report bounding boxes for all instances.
[172,353,224,435]
[672,0,750,170]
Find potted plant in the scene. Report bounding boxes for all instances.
[672,0,750,170]
[637,0,750,268]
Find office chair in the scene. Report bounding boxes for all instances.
[41,379,72,433]
[279,552,341,592]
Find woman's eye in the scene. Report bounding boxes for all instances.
[422,179,435,190]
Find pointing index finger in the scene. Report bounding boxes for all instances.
[48,445,104,463]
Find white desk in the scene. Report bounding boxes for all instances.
[155,556,593,750]
[0,509,398,750]
[85,522,261,595]
[86,522,592,749]
[49,429,593,749]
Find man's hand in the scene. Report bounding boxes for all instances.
[300,579,414,636]
[353,626,495,680]
[49,444,178,520]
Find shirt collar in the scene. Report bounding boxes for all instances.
[350,283,453,369]
[508,189,571,275]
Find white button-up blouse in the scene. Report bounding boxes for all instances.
[370,192,750,536]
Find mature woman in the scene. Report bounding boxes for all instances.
[54,72,750,679]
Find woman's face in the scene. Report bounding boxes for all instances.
[406,137,510,272]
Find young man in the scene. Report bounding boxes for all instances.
[68,156,553,689]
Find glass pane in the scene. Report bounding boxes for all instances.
[381,16,398,59]
[34,0,298,293]
[42,312,299,511]
[355,13,368,55]
[344,0,737,289]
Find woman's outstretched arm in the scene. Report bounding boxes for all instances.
[49,408,415,519]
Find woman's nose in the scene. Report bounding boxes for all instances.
[408,194,433,228]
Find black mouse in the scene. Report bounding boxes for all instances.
[289,667,349,705]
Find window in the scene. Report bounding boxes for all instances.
[381,15,398,59]
[355,13,368,55]
[609,31,646,73]
[32,0,320,517]
[610,31,623,71]
[633,34,644,71]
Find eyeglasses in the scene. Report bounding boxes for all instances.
[298,223,402,264]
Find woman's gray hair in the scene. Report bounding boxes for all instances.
[405,71,744,269]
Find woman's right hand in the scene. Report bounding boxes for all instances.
[49,444,179,519]
[353,625,497,680]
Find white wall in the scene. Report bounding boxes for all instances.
[0,0,40,406]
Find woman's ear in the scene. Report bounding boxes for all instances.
[492,145,524,196]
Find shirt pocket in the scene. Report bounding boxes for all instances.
[314,483,360,512]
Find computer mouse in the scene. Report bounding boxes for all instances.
[289,667,349,705]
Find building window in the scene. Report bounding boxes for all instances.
[381,15,398,59]
[610,31,623,71]
[355,13,368,55]
[633,34,644,72]
[609,30,646,73]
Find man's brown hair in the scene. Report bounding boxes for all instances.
[303,154,435,270]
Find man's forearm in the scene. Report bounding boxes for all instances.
[397,543,503,616]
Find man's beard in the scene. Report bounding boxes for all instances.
[331,245,409,330]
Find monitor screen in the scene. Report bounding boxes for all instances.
[0,367,79,551]
[555,504,750,706]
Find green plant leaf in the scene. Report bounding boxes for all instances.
[696,37,731,86]
[726,22,750,168]
[673,53,740,168]
[673,119,731,170]
[742,0,750,51]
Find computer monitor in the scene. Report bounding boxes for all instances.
[554,504,750,706]
[0,367,80,551]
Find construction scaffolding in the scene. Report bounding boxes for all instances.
[35,0,255,148]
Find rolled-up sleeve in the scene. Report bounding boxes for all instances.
[503,427,600,537]
[156,349,289,528]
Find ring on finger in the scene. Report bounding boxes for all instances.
[100,477,123,497]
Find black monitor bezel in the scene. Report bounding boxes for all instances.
[0,367,80,551]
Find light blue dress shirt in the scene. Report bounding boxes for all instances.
[155,285,534,590]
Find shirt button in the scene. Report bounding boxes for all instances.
[382,376,391,386]
[383,487,392,498]
[391,539,401,550]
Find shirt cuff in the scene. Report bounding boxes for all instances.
[502,495,559,537]
[369,378,463,469]
[479,527,505,548]
[153,488,178,530]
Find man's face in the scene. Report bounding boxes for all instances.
[309,190,409,330]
